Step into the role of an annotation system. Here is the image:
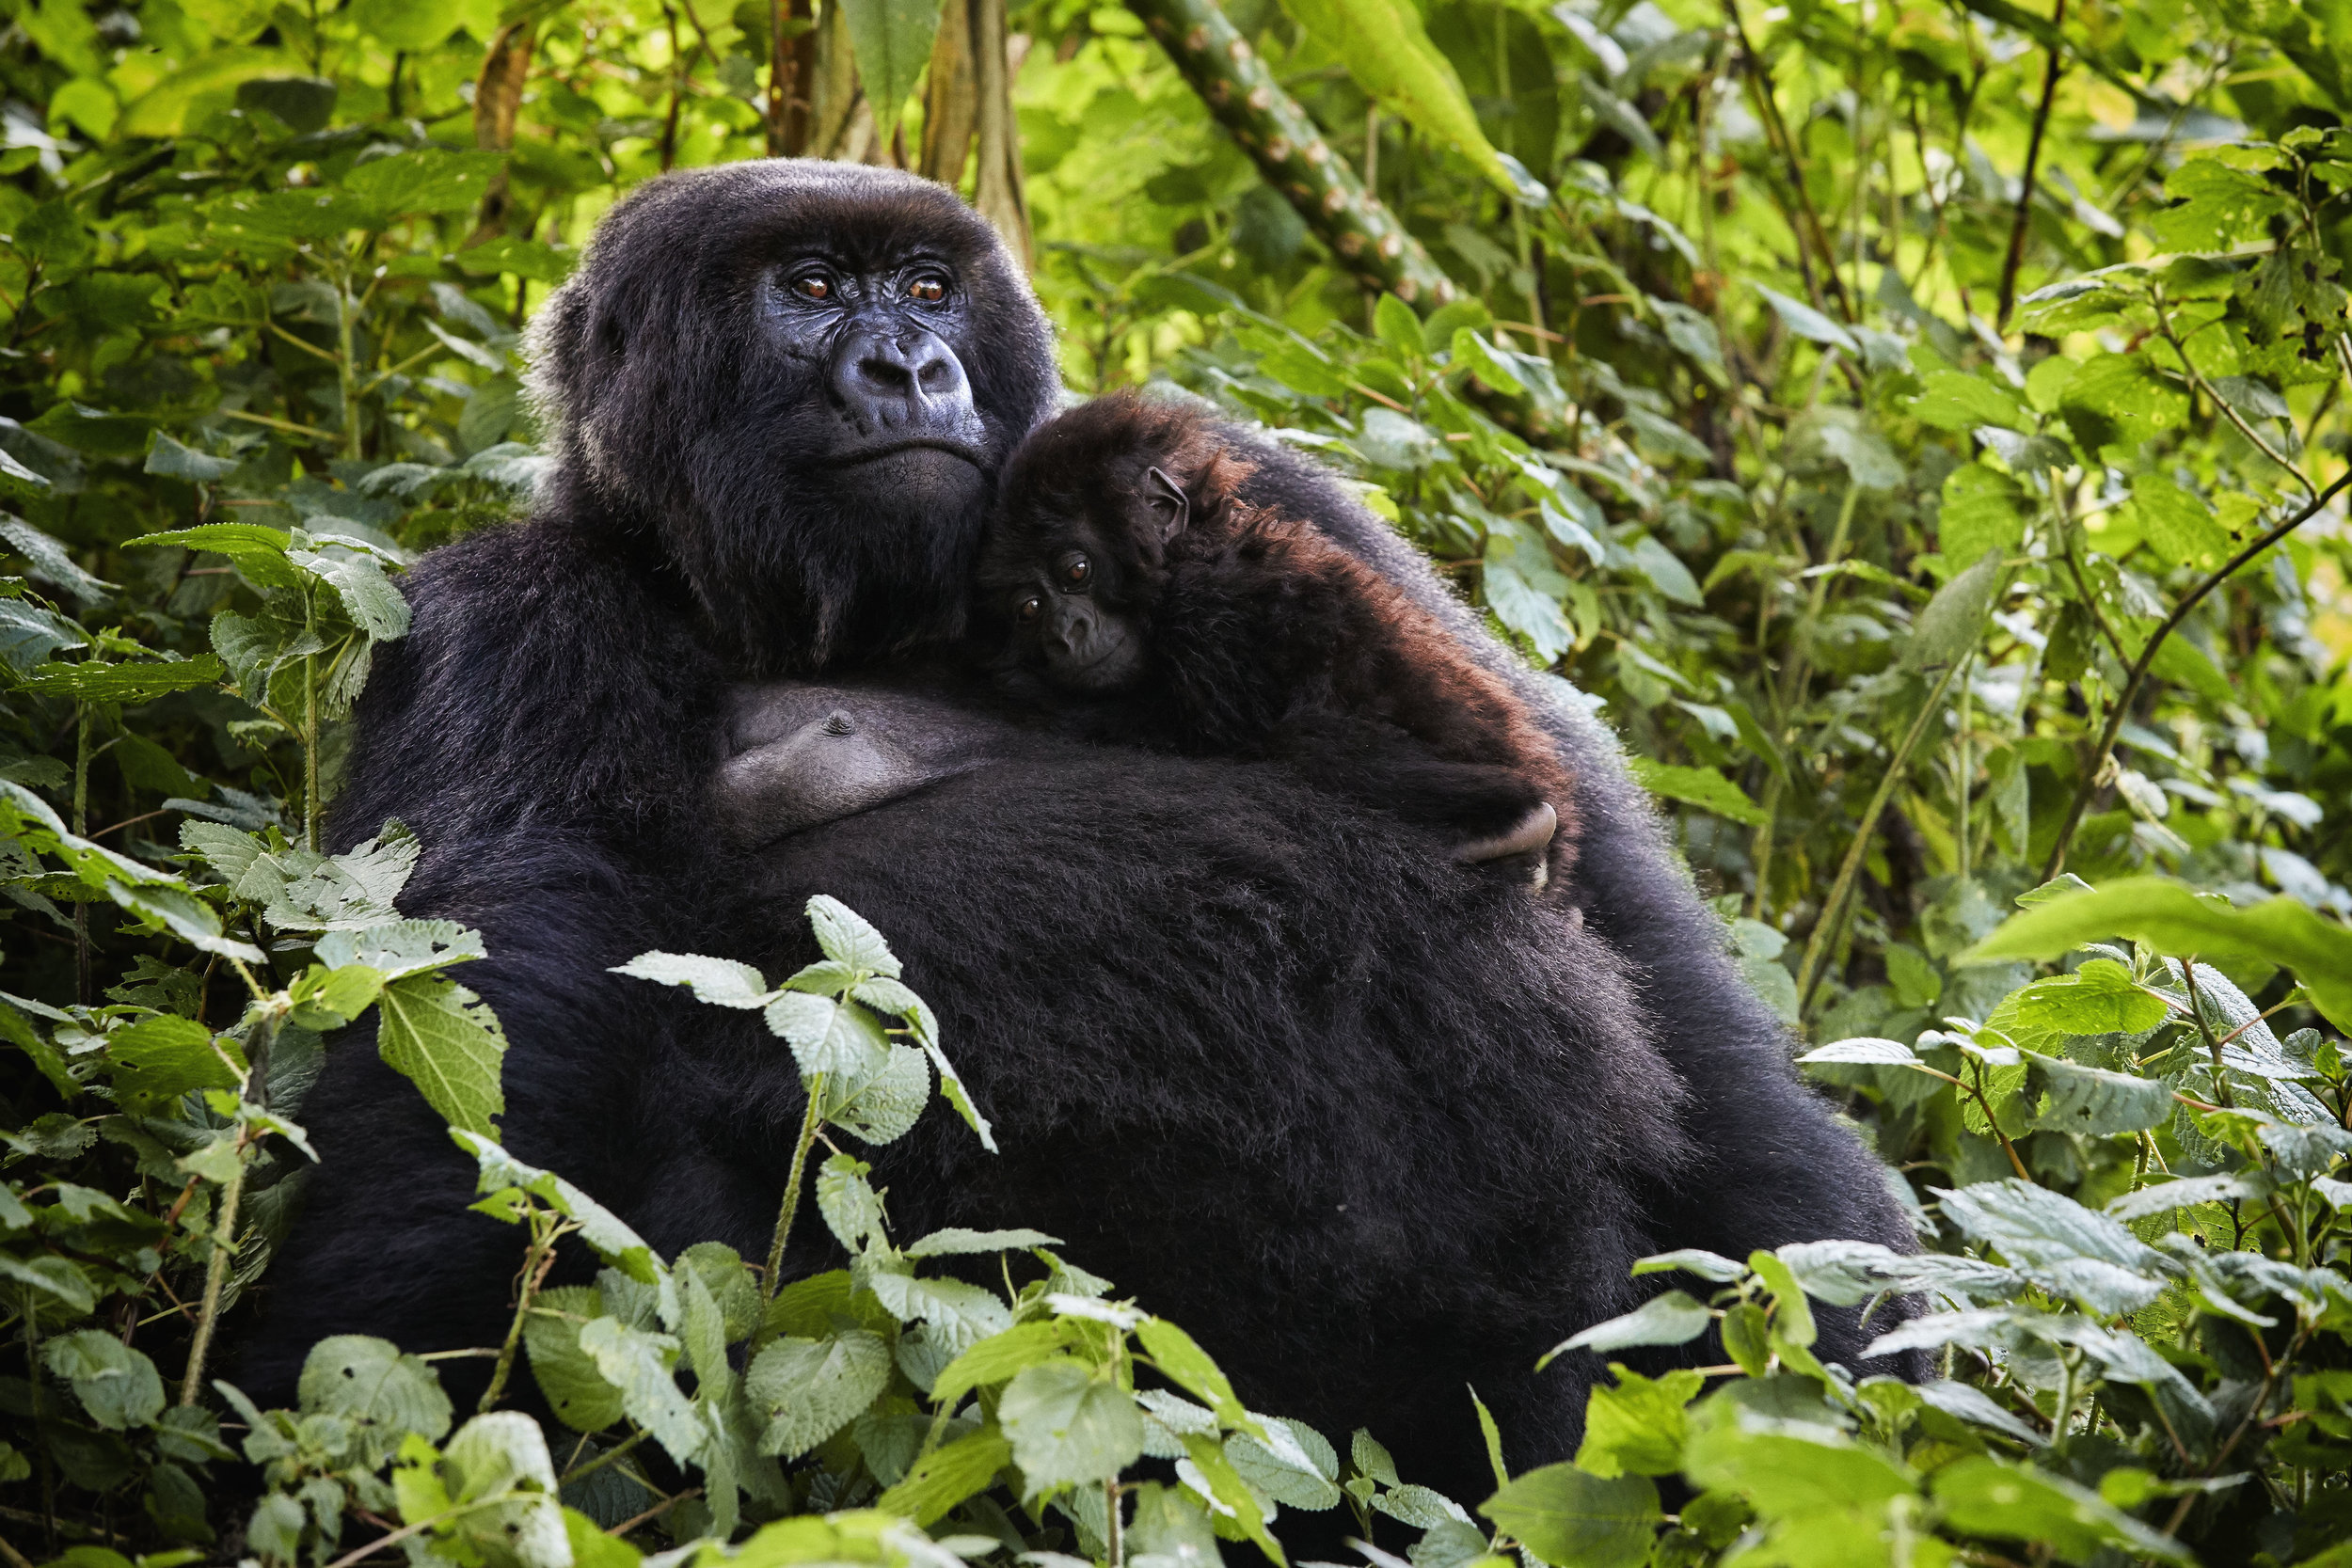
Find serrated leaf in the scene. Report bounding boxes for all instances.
[806,895,901,977]
[1904,548,2004,672]
[1626,759,1766,826]
[0,596,86,673]
[45,1330,166,1431]
[524,1286,628,1433]
[612,951,773,1007]
[826,1041,930,1144]
[450,1131,666,1289]
[1541,1292,1711,1364]
[1480,1463,1659,1568]
[297,1335,453,1459]
[907,1227,1063,1258]
[1756,286,1857,352]
[1798,1037,1922,1066]
[874,1429,1014,1526]
[767,992,892,1080]
[578,1317,702,1465]
[0,516,112,603]
[746,1331,893,1457]
[16,655,222,704]
[377,974,506,1135]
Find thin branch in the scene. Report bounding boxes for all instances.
[1994,0,2068,330]
[2042,470,2352,877]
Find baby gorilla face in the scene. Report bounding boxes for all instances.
[983,460,1195,690]
[980,507,1155,692]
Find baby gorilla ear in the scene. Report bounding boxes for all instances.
[1142,467,1190,541]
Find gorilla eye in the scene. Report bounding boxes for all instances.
[793,273,833,301]
[1015,595,1042,624]
[1060,554,1091,587]
[908,276,947,304]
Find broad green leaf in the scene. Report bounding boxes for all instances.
[1135,1317,1258,1437]
[746,1331,893,1458]
[297,1335,453,1460]
[289,547,409,642]
[998,1360,1146,1493]
[1229,1423,1343,1511]
[1797,1037,1921,1066]
[1940,465,2027,564]
[435,1411,571,1568]
[1626,759,1767,826]
[578,1317,703,1465]
[1755,286,1856,352]
[1541,1291,1711,1364]
[1963,878,2352,1033]
[1903,548,2004,672]
[1480,1463,1660,1568]
[817,1154,887,1251]
[1573,1366,1704,1479]
[1630,1248,1747,1282]
[44,1330,166,1431]
[523,1285,628,1433]
[1910,371,2026,433]
[1932,1180,2168,1314]
[314,918,484,981]
[2028,1053,2175,1135]
[612,951,773,1007]
[862,1273,1013,1354]
[2009,959,2169,1035]
[930,1322,1073,1409]
[836,0,945,141]
[768,992,892,1080]
[2130,471,2235,570]
[342,150,507,221]
[1279,0,1539,203]
[806,895,902,977]
[15,655,223,705]
[1451,329,1525,395]
[118,46,285,136]
[105,1013,242,1108]
[1179,1431,1287,1564]
[1932,1455,2193,1564]
[377,974,507,1135]
[827,1040,930,1144]
[0,515,114,603]
[349,0,467,49]
[143,433,239,483]
[873,1429,1014,1526]
[906,1227,1062,1258]
[1682,1406,1915,1517]
[127,522,301,589]
[0,596,86,673]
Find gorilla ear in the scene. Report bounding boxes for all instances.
[1143,467,1189,541]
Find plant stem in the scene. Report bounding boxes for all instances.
[180,1004,281,1405]
[304,647,320,852]
[560,1428,650,1487]
[1994,0,2067,330]
[72,702,90,1006]
[479,1217,560,1414]
[1797,656,1968,1010]
[2041,471,2352,877]
[1105,1479,1125,1568]
[762,1072,828,1309]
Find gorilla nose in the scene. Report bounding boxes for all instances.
[833,326,973,433]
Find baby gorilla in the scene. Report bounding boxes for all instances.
[978,392,1574,880]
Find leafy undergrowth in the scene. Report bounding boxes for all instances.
[6,0,2352,1564]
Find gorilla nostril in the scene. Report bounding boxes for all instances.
[858,354,915,391]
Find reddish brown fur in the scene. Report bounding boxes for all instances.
[983,391,1579,875]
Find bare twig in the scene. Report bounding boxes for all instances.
[1994,0,2068,330]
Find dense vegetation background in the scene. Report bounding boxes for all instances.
[1,0,2350,1563]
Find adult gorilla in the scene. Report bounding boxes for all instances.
[250,161,1914,1502]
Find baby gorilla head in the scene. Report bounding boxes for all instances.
[978,394,1251,692]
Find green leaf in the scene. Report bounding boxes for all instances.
[873,1429,1014,1526]
[1755,286,1856,352]
[806,895,902,977]
[906,1227,1062,1258]
[1932,1180,2168,1314]
[297,1335,453,1459]
[1574,1367,1705,1479]
[342,150,508,221]
[826,1041,930,1144]
[1479,1463,1660,1568]
[577,1318,703,1465]
[1450,329,1525,394]
[15,656,223,705]
[1902,548,2003,672]
[126,522,301,589]
[1229,1422,1343,1511]
[289,547,409,642]
[26,402,151,458]
[450,1132,667,1288]
[0,516,114,603]
[2146,156,2297,252]
[2130,471,2235,570]
[349,0,467,49]
[930,1322,1073,1409]
[144,433,239,483]
[105,1013,242,1108]
[746,1331,893,1458]
[524,1285,628,1433]
[1963,878,2352,1033]
[2009,958,2169,1035]
[118,46,287,136]
[1626,759,1767,826]
[44,1330,166,1431]
[1135,1317,1259,1438]
[1797,1037,1922,1066]
[1279,0,1538,204]
[998,1360,1146,1493]
[434,1411,572,1568]
[0,597,86,674]
[2030,1053,2182,1136]
[1683,1407,1915,1518]
[1910,371,2026,433]
[1939,465,2027,564]
[376,974,507,1135]
[612,951,773,1007]
[1541,1291,1711,1364]
[836,0,945,142]
[766,992,892,1080]
[1932,1456,2193,1564]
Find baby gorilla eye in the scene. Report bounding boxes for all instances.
[1015,595,1042,624]
[1060,554,1091,587]
[793,273,832,300]
[908,275,947,304]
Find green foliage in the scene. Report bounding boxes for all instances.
[3,0,2352,1563]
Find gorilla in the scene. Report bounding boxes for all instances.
[247,161,1915,1514]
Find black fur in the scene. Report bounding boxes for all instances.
[247,161,1917,1519]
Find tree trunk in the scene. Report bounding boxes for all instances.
[972,0,1032,266]
[465,21,536,247]
[921,0,979,185]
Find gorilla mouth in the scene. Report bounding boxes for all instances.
[834,437,986,468]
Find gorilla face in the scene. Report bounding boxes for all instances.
[528,162,1060,673]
